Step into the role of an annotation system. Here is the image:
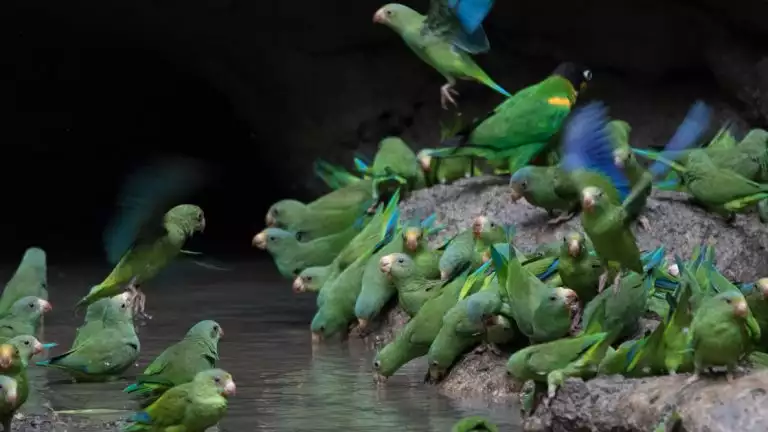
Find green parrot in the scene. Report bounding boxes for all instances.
[313,159,362,190]
[362,137,426,207]
[557,232,603,303]
[438,216,507,280]
[451,416,499,432]
[426,62,592,174]
[373,0,508,109]
[0,336,52,431]
[687,290,761,382]
[509,165,579,224]
[610,119,655,230]
[0,296,51,343]
[738,278,768,350]
[265,178,375,241]
[125,320,223,406]
[252,224,364,278]
[0,247,48,317]
[291,267,330,294]
[0,376,19,432]
[380,252,446,316]
[372,269,468,381]
[418,148,481,186]
[37,292,139,382]
[76,158,210,319]
[123,368,235,432]
[72,292,131,349]
[355,214,442,329]
[561,100,711,293]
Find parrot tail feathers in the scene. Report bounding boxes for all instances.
[35,360,51,367]
[724,193,768,212]
[474,72,511,97]
[127,410,153,425]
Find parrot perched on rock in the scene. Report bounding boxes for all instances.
[438,216,506,280]
[373,269,469,381]
[380,252,449,316]
[373,0,508,109]
[509,165,579,224]
[123,368,235,432]
[688,290,761,382]
[0,296,51,343]
[561,100,711,293]
[252,224,365,278]
[0,247,48,317]
[265,177,375,242]
[292,267,330,294]
[425,62,593,174]
[76,157,209,319]
[418,148,481,186]
[38,292,139,382]
[125,320,223,407]
[557,232,603,303]
[361,137,426,208]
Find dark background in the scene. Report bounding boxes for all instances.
[4,0,768,263]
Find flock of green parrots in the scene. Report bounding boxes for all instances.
[256,0,768,422]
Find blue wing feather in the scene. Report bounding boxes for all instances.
[536,258,559,281]
[561,102,631,200]
[447,0,494,35]
[647,101,712,178]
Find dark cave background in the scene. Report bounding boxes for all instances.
[3,0,768,263]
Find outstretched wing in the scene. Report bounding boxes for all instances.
[103,156,208,265]
[423,0,493,54]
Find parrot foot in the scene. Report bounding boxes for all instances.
[440,84,460,110]
[546,211,576,225]
[126,284,151,321]
[611,273,622,295]
[598,272,608,293]
[638,215,651,231]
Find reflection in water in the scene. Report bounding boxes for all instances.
[8,260,519,430]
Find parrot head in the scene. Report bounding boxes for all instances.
[416,149,433,172]
[509,167,533,202]
[613,147,632,169]
[758,278,768,300]
[718,291,749,318]
[552,62,592,94]
[252,228,296,253]
[402,227,423,251]
[0,376,18,407]
[380,253,411,280]
[563,232,585,258]
[167,204,206,234]
[196,369,236,397]
[580,186,604,212]
[552,287,579,308]
[0,345,14,370]
[20,247,46,271]
[667,263,680,277]
[11,296,51,319]
[373,339,406,382]
[265,199,305,229]
[9,335,44,360]
[187,320,224,341]
[294,267,325,294]
[310,307,348,341]
[373,3,420,31]
[472,215,501,240]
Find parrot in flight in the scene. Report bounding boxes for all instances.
[76,156,209,319]
[373,0,509,109]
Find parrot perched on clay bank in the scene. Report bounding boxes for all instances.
[373,0,509,109]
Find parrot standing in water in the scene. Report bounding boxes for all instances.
[373,0,508,109]
[76,157,209,319]
[0,296,51,343]
[72,292,132,349]
[560,100,711,293]
[0,376,19,432]
[0,247,48,316]
[688,290,761,383]
[0,336,51,432]
[125,320,223,407]
[425,62,592,174]
[123,368,236,432]
[38,292,139,382]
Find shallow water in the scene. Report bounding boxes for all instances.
[14,260,520,431]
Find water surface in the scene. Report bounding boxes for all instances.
[13,260,519,431]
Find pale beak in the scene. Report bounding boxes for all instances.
[0,346,13,370]
[39,300,52,313]
[482,250,490,264]
[614,154,624,168]
[509,187,522,202]
[758,278,768,299]
[568,239,580,257]
[380,255,393,274]
[472,216,487,237]
[219,328,225,338]
[5,390,16,406]
[265,212,276,227]
[559,287,579,305]
[440,270,450,281]
[734,300,748,318]
[200,217,206,232]
[419,155,432,172]
[373,8,387,23]
[33,340,43,355]
[581,195,595,212]
[252,232,267,249]
[311,332,323,344]
[667,264,680,277]
[222,379,236,396]
[292,277,304,293]
[357,318,369,330]
[404,231,419,251]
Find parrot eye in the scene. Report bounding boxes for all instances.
[23,341,29,346]
[490,222,496,228]
[373,360,381,369]
[295,232,305,241]
[269,236,276,242]
[583,69,592,81]
[549,295,557,301]
[272,209,279,216]
[521,181,527,189]
[306,276,313,281]
[725,298,732,304]
[397,257,404,264]
[28,303,34,309]
[386,9,392,16]
[214,376,221,383]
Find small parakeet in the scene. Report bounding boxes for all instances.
[426,62,592,174]
[438,216,506,280]
[292,267,330,294]
[451,416,499,432]
[688,290,761,382]
[373,269,468,380]
[253,224,364,278]
[123,368,235,432]
[418,148,481,186]
[373,0,508,109]
[0,376,19,432]
[0,296,51,342]
[72,292,132,350]
[76,157,209,319]
[557,232,603,303]
[0,336,52,431]
[610,119,654,230]
[125,320,223,406]
[38,292,139,382]
[362,137,426,208]
[265,178,375,241]
[380,252,446,316]
[561,100,711,293]
[0,247,48,316]
[313,159,362,190]
[509,165,578,224]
